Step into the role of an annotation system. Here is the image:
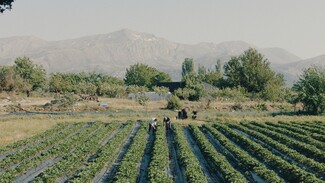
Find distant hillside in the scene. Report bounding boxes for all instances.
[274,55,325,85]
[0,29,323,84]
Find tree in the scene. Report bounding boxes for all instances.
[151,71,172,86]
[0,66,15,92]
[124,63,171,88]
[0,0,14,13]
[215,59,223,75]
[201,61,223,87]
[223,48,284,100]
[49,73,68,93]
[182,58,194,78]
[14,57,46,91]
[198,64,207,78]
[166,95,182,110]
[182,73,204,101]
[293,66,325,115]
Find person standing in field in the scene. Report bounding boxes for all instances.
[149,118,157,133]
[163,116,171,131]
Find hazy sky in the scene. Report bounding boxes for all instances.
[1,0,325,59]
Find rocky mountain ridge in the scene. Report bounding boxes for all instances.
[0,29,324,85]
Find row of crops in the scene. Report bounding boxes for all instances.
[0,120,324,182]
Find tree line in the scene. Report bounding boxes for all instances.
[0,48,324,115]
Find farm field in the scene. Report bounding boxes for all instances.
[0,120,324,183]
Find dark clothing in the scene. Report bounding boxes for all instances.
[163,117,171,130]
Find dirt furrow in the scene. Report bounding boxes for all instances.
[166,129,185,183]
[136,131,155,183]
[201,128,255,182]
[92,122,141,183]
[183,127,220,183]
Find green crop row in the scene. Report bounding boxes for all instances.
[113,123,148,183]
[264,122,324,150]
[272,122,325,143]
[228,123,325,178]
[172,124,208,183]
[147,124,173,183]
[213,123,322,183]
[32,122,109,182]
[188,125,247,183]
[68,122,133,182]
[245,122,325,163]
[203,125,284,183]
[291,121,325,130]
[0,123,84,169]
[0,123,115,181]
[289,122,325,136]
[0,123,70,155]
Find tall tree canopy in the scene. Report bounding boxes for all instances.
[223,48,284,100]
[293,66,325,115]
[0,0,14,13]
[124,63,171,88]
[182,58,194,78]
[14,57,46,91]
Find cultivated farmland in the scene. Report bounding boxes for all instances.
[0,120,324,183]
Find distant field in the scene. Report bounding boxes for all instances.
[0,120,324,182]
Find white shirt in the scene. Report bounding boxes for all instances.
[149,118,157,126]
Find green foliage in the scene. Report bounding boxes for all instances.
[124,63,171,88]
[61,93,79,110]
[126,85,148,94]
[204,125,285,183]
[166,95,182,110]
[147,126,173,182]
[152,86,169,98]
[151,71,172,86]
[173,124,208,183]
[0,66,22,92]
[0,0,14,13]
[98,83,126,98]
[14,57,46,91]
[208,87,248,102]
[224,48,284,101]
[200,60,224,87]
[182,58,195,78]
[293,66,325,114]
[48,72,124,95]
[182,73,204,101]
[114,124,148,182]
[197,64,207,77]
[189,125,247,182]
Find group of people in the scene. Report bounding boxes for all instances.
[148,116,171,133]
[148,108,198,133]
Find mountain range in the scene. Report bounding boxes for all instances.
[0,29,324,86]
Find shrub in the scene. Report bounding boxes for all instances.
[166,95,182,110]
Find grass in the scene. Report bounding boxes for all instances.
[0,96,324,146]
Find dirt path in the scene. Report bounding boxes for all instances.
[183,127,220,183]
[166,129,185,183]
[93,122,141,183]
[136,131,155,183]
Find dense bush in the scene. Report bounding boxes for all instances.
[293,66,325,115]
[166,95,182,110]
